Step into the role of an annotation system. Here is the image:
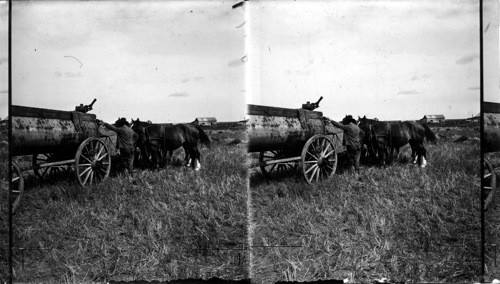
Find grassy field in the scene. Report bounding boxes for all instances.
[0,141,9,283]
[484,151,500,281]
[6,129,249,283]
[1,123,485,283]
[249,125,481,283]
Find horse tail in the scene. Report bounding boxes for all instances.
[194,125,211,148]
[421,123,437,144]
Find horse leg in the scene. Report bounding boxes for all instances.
[193,148,201,171]
[391,147,400,163]
[378,144,386,167]
[409,141,417,164]
[183,144,191,167]
[418,144,427,167]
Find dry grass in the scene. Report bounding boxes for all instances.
[250,126,480,283]
[9,130,249,283]
[484,152,500,280]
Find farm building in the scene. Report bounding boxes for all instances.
[419,114,445,123]
[194,117,217,126]
[0,117,7,133]
[466,114,480,123]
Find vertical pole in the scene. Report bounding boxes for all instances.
[480,0,485,281]
[8,0,13,283]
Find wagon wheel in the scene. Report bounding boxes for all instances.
[7,161,24,214]
[32,153,71,181]
[484,158,497,211]
[74,137,111,187]
[259,150,298,178]
[301,134,337,184]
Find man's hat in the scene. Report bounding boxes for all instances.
[115,117,130,127]
[342,115,356,124]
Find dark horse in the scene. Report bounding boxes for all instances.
[162,123,211,170]
[358,116,437,167]
[131,119,211,170]
[130,119,166,169]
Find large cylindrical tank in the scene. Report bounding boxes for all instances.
[11,105,99,156]
[247,104,342,153]
[484,111,500,153]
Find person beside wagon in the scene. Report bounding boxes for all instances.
[330,115,365,176]
[96,117,138,180]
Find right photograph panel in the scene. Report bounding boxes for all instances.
[248,1,481,283]
[483,0,500,280]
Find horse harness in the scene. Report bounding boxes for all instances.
[368,123,393,152]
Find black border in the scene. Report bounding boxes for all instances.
[8,0,12,283]
[479,0,485,281]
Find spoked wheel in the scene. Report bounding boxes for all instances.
[32,153,71,181]
[301,134,337,184]
[484,158,497,211]
[75,137,111,187]
[10,161,24,214]
[259,150,298,178]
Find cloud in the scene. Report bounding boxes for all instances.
[398,90,420,95]
[169,92,189,97]
[54,71,82,78]
[0,56,6,65]
[65,72,82,78]
[181,76,203,83]
[0,89,7,93]
[456,54,479,65]
[411,74,432,81]
[227,58,244,67]
[467,86,480,90]
[284,70,312,76]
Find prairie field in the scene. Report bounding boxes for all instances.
[484,151,500,281]
[0,123,486,283]
[3,128,249,283]
[249,125,481,283]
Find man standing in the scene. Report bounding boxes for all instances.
[97,118,137,180]
[330,115,365,175]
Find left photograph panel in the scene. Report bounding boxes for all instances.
[8,1,248,282]
[0,0,8,283]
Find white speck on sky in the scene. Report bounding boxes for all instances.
[11,1,246,123]
[249,0,483,120]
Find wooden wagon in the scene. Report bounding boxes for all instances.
[8,105,117,213]
[483,101,500,210]
[248,103,345,184]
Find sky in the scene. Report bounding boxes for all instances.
[10,1,246,123]
[249,0,485,120]
[0,1,7,120]
[3,1,499,122]
[484,0,499,103]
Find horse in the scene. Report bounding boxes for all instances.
[390,121,437,167]
[357,116,391,165]
[358,116,437,167]
[162,123,211,170]
[130,119,166,169]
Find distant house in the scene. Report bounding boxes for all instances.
[0,118,7,135]
[466,114,480,123]
[194,117,217,126]
[419,114,445,124]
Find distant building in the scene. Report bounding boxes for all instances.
[0,118,7,134]
[466,114,480,123]
[419,114,445,124]
[194,117,217,126]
